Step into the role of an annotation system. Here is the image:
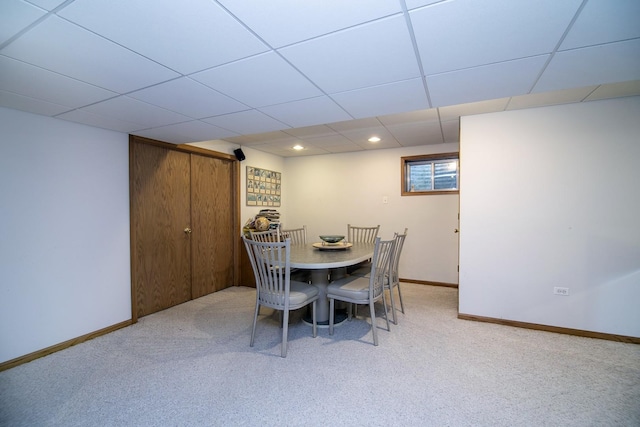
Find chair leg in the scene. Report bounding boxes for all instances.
[369,301,378,346]
[397,282,405,314]
[387,284,397,325]
[312,300,317,338]
[281,309,289,358]
[250,302,260,347]
[381,291,390,332]
[329,298,335,335]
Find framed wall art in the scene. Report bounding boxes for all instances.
[246,166,281,207]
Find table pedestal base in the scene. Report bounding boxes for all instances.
[302,308,348,328]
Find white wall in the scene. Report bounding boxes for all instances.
[459,97,640,337]
[0,108,131,363]
[283,144,460,284]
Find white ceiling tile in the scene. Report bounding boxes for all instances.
[404,0,442,10]
[0,89,70,116]
[300,134,352,148]
[534,39,640,93]
[438,98,510,121]
[58,0,268,74]
[56,108,143,133]
[411,0,582,75]
[0,56,116,107]
[24,0,66,11]
[561,0,640,50]
[217,0,402,48]
[378,108,439,125]
[192,52,322,108]
[82,96,191,128]
[338,125,399,146]
[506,86,596,110]
[0,1,46,45]
[283,125,337,138]
[428,56,549,107]
[2,16,179,93]
[258,96,352,128]
[386,120,443,146]
[128,77,248,119]
[441,119,460,144]
[203,110,289,135]
[279,15,420,93]
[318,142,364,154]
[132,121,238,144]
[332,78,429,119]
[584,80,640,101]
[328,117,381,132]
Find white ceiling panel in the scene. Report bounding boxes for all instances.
[584,80,640,102]
[328,117,382,132]
[1,16,179,93]
[217,0,402,48]
[57,109,145,133]
[132,120,238,144]
[192,52,323,108]
[81,96,191,129]
[0,2,637,156]
[24,0,66,11]
[279,15,421,94]
[338,125,400,147]
[283,125,337,139]
[0,89,70,116]
[332,78,429,119]
[438,98,510,121]
[404,0,443,10]
[441,119,459,144]
[561,0,640,50]
[506,86,596,110]
[59,0,268,74]
[534,39,640,93]
[0,1,46,45]
[411,0,582,75]
[428,56,549,107]
[0,56,116,108]
[128,77,248,119]
[384,120,443,146]
[259,96,352,128]
[203,110,289,135]
[378,108,439,125]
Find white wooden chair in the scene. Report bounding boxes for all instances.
[281,225,307,245]
[249,228,281,242]
[242,236,318,358]
[326,237,394,346]
[347,224,380,244]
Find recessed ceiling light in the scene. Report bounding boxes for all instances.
[368,136,381,143]
[293,144,304,150]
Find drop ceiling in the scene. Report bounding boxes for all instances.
[1,0,639,157]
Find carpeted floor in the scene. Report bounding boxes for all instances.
[1,283,639,426]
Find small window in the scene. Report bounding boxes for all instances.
[401,152,459,196]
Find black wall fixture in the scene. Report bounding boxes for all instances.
[233,148,245,161]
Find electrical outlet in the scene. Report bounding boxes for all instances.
[554,287,570,296]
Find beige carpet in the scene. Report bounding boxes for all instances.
[1,283,639,426]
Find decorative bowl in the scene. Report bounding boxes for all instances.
[319,235,345,244]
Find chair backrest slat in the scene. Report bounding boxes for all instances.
[347,224,380,244]
[281,225,307,245]
[250,228,281,243]
[391,229,408,282]
[369,237,395,300]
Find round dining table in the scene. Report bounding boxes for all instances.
[289,241,374,325]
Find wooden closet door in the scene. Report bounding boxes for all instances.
[131,142,192,317]
[190,154,234,298]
